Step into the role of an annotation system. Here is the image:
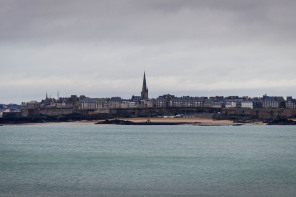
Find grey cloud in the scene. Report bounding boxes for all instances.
[1,0,296,103]
[1,0,295,45]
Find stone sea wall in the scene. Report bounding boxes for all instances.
[9,107,296,122]
[221,108,296,120]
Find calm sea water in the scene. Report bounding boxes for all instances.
[0,125,296,197]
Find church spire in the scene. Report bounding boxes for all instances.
[141,72,148,99]
[142,72,147,91]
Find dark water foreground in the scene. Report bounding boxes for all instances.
[1,125,296,197]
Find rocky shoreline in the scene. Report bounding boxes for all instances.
[95,119,247,126]
[266,118,296,125]
[95,119,186,125]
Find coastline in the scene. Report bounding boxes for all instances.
[0,118,264,126]
[5,117,293,126]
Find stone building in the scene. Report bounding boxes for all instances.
[241,101,254,109]
[22,101,40,109]
[155,96,167,108]
[80,98,110,110]
[109,97,122,109]
[262,95,284,108]
[80,98,97,109]
[170,96,203,108]
[286,97,296,109]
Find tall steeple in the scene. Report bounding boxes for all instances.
[141,72,148,99]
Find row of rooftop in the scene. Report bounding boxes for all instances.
[21,94,296,110]
[10,73,296,112]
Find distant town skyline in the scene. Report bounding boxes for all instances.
[1,0,296,104]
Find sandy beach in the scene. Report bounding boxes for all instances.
[114,117,266,126]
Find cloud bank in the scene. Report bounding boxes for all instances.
[1,0,296,103]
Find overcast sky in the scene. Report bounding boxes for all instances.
[1,0,296,104]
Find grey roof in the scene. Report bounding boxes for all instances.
[131,96,141,101]
[110,97,122,102]
[81,98,97,103]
